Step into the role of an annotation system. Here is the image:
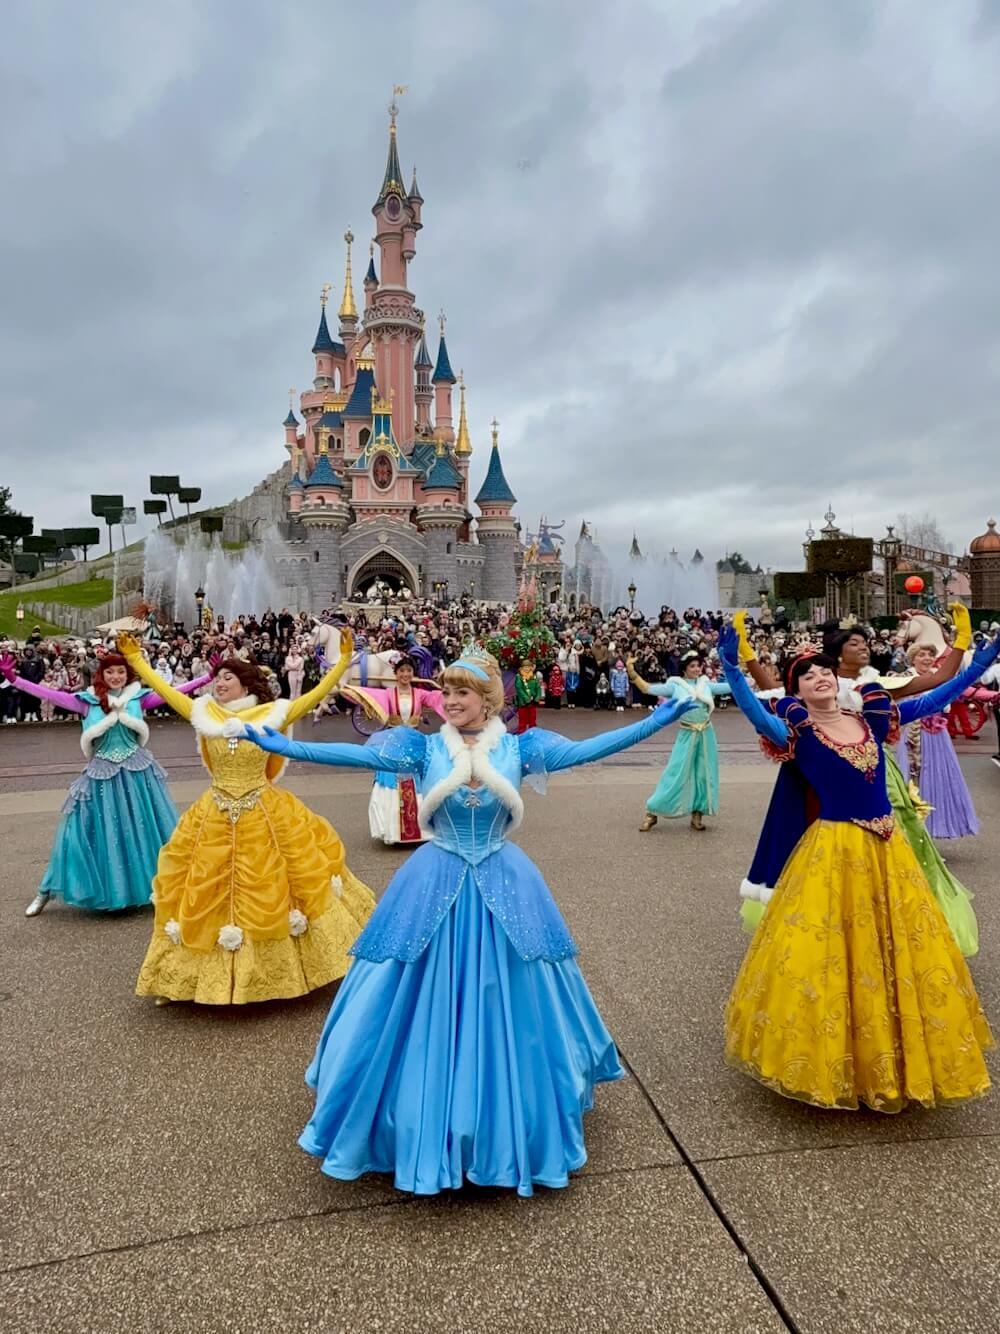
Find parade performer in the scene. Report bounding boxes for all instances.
[733,610,997,956]
[514,657,543,733]
[0,650,211,917]
[896,641,992,840]
[116,633,375,1006]
[243,649,696,1197]
[629,650,731,833]
[339,654,446,846]
[718,629,992,1112]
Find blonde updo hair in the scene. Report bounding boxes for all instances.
[906,641,937,665]
[440,650,506,719]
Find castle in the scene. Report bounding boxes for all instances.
[222,100,520,608]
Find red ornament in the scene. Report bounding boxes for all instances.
[904,575,925,595]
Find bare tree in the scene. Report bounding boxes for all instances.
[895,512,953,554]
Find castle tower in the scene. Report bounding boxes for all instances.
[970,519,1000,609]
[416,440,464,597]
[300,439,350,601]
[432,314,456,444]
[338,229,359,350]
[475,419,518,602]
[414,324,434,432]
[453,371,473,504]
[367,95,423,447]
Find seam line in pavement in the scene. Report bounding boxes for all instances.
[616,1049,801,1334]
[1,1163,678,1278]
[690,1127,1000,1166]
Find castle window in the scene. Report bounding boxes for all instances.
[446,542,452,554]
[313,551,320,562]
[359,427,371,451]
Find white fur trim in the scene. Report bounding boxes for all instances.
[189,694,290,739]
[739,877,774,905]
[419,717,524,834]
[80,681,150,758]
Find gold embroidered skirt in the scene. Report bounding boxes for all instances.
[725,820,993,1112]
[136,785,375,1005]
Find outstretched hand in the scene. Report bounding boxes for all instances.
[208,651,223,673]
[0,652,16,684]
[116,632,141,659]
[949,601,972,650]
[337,629,354,670]
[653,694,699,724]
[242,724,293,756]
[972,634,1000,672]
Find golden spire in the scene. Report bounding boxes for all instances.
[339,229,358,320]
[454,371,473,456]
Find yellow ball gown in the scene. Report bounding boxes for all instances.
[725,684,992,1112]
[122,646,375,1005]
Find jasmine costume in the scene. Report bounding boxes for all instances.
[3,666,209,914]
[629,665,731,828]
[244,695,693,1197]
[736,644,1000,956]
[720,637,992,1111]
[118,642,375,1005]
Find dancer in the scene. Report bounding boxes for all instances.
[896,641,992,839]
[243,649,696,1197]
[116,633,375,1006]
[629,650,731,832]
[339,655,446,846]
[0,650,211,916]
[733,610,997,956]
[719,629,992,1112]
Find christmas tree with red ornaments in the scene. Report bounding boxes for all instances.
[484,575,557,669]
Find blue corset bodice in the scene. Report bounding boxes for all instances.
[429,785,512,865]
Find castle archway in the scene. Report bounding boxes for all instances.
[347,549,420,599]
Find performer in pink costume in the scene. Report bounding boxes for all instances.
[340,655,446,845]
[1,650,212,916]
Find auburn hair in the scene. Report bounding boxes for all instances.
[93,653,138,714]
[215,656,273,704]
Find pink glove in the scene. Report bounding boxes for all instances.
[208,652,223,674]
[0,653,17,684]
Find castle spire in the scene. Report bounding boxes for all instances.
[433,312,456,384]
[312,284,335,354]
[475,418,516,505]
[338,229,358,320]
[454,371,473,456]
[377,87,408,205]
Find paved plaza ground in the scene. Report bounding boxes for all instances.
[2,709,999,1333]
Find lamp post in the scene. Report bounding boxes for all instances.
[15,602,24,625]
[468,578,475,603]
[627,581,637,612]
[195,585,205,631]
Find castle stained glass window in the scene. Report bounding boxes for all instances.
[372,454,393,490]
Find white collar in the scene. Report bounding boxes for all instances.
[420,717,524,833]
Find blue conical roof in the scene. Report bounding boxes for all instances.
[312,307,336,354]
[475,443,516,506]
[284,408,298,427]
[432,334,456,385]
[365,254,378,286]
[424,450,461,491]
[305,454,342,488]
[415,331,433,369]
[288,472,304,489]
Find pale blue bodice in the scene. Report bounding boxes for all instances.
[430,784,512,866]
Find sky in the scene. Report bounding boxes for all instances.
[2,0,1000,573]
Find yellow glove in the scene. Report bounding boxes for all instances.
[732,611,756,664]
[116,632,141,661]
[949,602,971,652]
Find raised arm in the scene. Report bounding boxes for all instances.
[731,611,780,691]
[284,632,356,725]
[625,660,677,698]
[117,635,193,720]
[898,635,1000,724]
[0,656,86,713]
[885,604,971,699]
[718,627,789,748]
[525,695,697,774]
[140,671,213,711]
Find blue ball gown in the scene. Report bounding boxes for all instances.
[41,685,178,910]
[251,704,688,1197]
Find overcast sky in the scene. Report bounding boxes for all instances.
[2,0,999,571]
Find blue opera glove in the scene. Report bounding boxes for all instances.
[526,694,698,774]
[719,643,790,749]
[242,723,423,773]
[243,724,294,756]
[898,637,1000,725]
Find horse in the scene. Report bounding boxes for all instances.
[310,621,403,689]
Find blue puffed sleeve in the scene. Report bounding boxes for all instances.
[267,727,427,774]
[858,684,898,743]
[897,641,1000,725]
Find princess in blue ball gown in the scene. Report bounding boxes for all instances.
[245,648,695,1197]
